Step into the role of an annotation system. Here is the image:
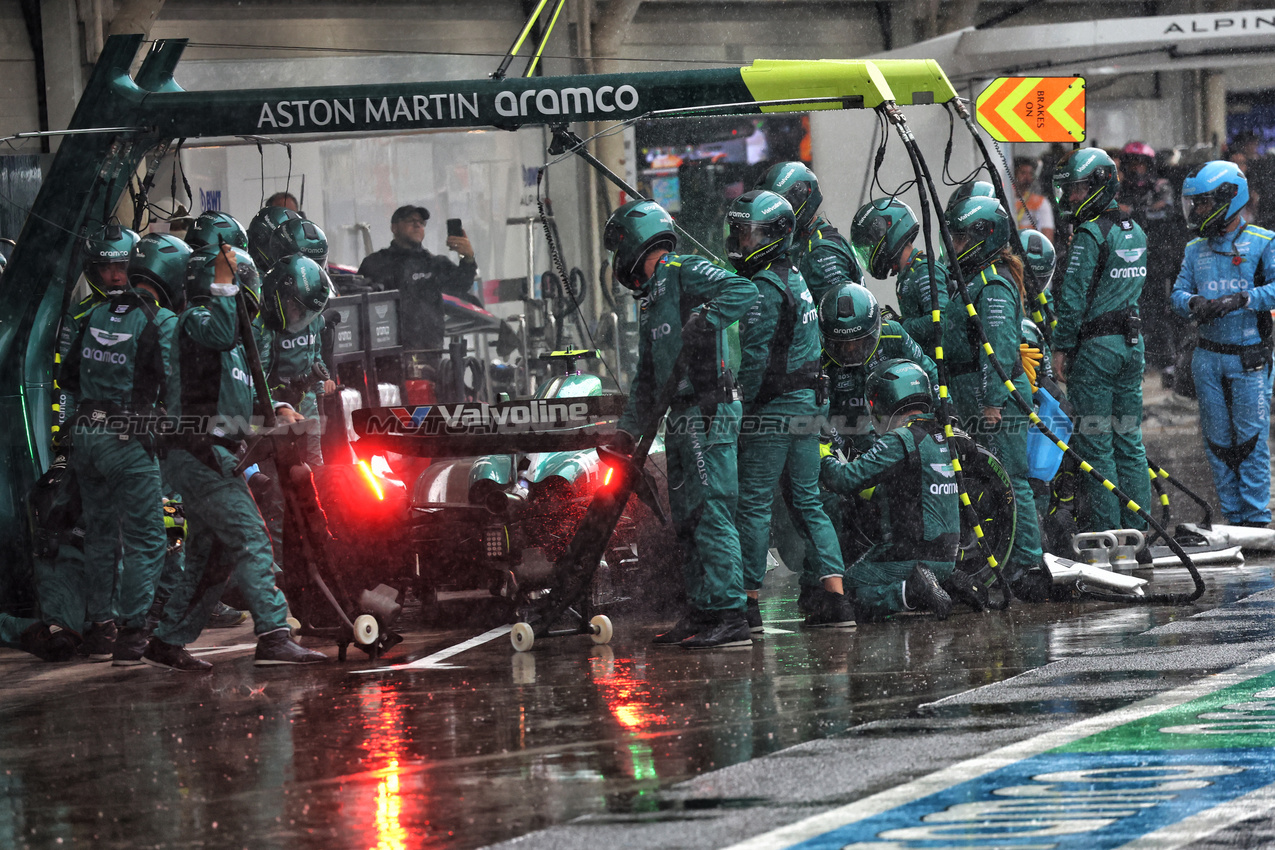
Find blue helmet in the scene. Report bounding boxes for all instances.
[1181,160,1249,238]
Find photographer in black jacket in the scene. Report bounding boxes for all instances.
[357,204,481,356]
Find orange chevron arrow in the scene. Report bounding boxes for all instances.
[976,77,1086,143]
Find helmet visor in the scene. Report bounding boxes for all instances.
[1182,192,1226,233]
[726,222,779,268]
[282,296,321,333]
[826,334,877,368]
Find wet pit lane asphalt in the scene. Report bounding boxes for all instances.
[3,387,1274,850]
[2,563,1271,850]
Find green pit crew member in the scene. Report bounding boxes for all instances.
[756,161,863,305]
[850,198,949,353]
[186,209,249,251]
[1050,148,1151,533]
[800,284,939,608]
[603,199,759,649]
[821,284,939,452]
[145,243,327,671]
[729,190,851,630]
[38,225,138,658]
[59,235,179,666]
[254,218,335,466]
[942,196,1050,601]
[818,359,981,621]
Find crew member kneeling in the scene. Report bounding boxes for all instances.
[818,360,975,621]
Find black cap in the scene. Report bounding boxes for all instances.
[391,204,430,224]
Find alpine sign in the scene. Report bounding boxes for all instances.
[976,76,1085,143]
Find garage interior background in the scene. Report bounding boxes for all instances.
[0,0,1272,315]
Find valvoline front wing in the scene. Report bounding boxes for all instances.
[352,394,626,458]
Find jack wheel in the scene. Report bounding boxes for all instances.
[353,614,379,647]
[589,614,613,645]
[511,622,535,652]
[285,616,301,635]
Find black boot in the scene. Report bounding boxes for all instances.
[143,638,213,672]
[745,597,763,633]
[254,628,329,666]
[653,610,713,645]
[112,627,151,667]
[904,565,952,620]
[79,620,117,662]
[802,588,856,628]
[942,570,989,612]
[680,610,752,649]
[19,623,78,662]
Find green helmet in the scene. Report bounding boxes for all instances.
[262,254,330,333]
[1053,148,1119,223]
[603,199,677,291]
[944,196,1012,277]
[725,190,795,277]
[129,233,193,310]
[271,218,329,268]
[755,161,823,237]
[187,210,249,251]
[1021,317,1046,351]
[184,244,261,315]
[1019,228,1055,292]
[247,205,301,268]
[945,180,997,216]
[865,357,932,418]
[83,224,140,299]
[850,198,919,280]
[818,283,881,368]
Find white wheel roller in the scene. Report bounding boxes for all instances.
[353,614,379,647]
[285,616,302,635]
[511,622,535,652]
[589,614,613,645]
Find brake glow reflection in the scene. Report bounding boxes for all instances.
[603,467,614,487]
[358,460,385,501]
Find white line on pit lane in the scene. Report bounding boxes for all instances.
[189,643,257,657]
[353,625,513,674]
[1114,781,1275,850]
[718,651,1275,850]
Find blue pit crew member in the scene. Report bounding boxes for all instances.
[1171,160,1275,526]
[728,190,850,631]
[603,199,759,649]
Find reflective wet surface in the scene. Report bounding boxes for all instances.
[3,387,1273,850]
[2,558,1272,850]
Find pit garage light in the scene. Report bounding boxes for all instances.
[357,460,385,501]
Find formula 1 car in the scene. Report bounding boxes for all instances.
[345,350,675,629]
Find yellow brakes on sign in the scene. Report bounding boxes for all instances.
[976,76,1085,143]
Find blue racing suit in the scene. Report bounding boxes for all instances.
[1171,221,1275,524]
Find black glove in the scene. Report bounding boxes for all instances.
[681,312,713,346]
[1190,293,1249,323]
[1010,563,1054,603]
[607,429,636,457]
[1213,291,1250,317]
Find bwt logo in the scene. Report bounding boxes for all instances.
[199,189,222,213]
